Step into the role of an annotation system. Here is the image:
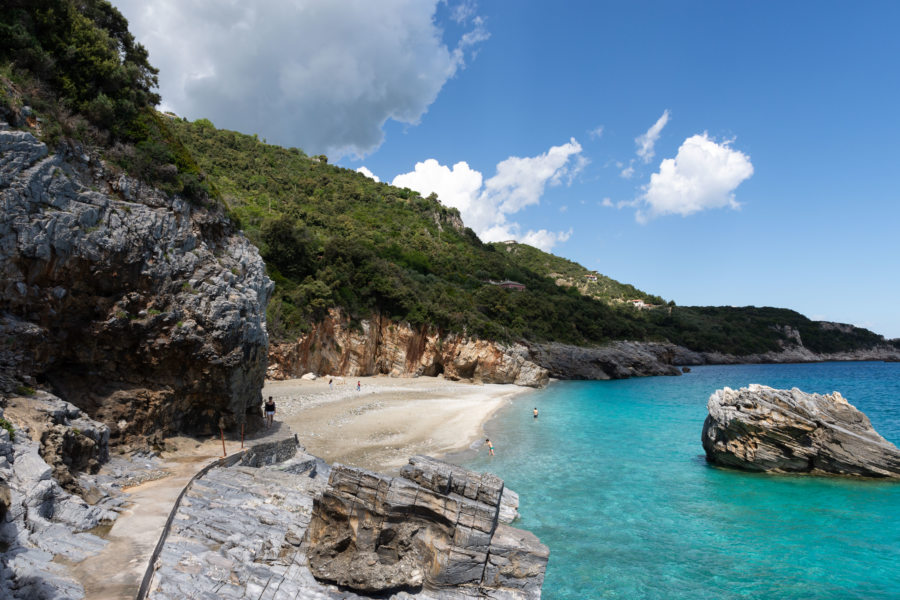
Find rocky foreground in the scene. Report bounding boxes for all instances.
[145,444,547,600]
[702,384,900,477]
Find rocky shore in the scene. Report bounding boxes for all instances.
[143,440,547,599]
[267,312,900,386]
[702,384,900,477]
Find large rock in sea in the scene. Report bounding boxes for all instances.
[0,125,273,443]
[702,384,900,477]
[305,455,548,598]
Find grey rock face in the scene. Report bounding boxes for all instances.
[0,126,272,441]
[702,384,900,477]
[306,456,547,598]
[527,340,684,379]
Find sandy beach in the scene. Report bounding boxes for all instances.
[262,375,532,473]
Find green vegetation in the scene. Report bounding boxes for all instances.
[2,2,894,357]
[491,241,662,304]
[169,118,897,355]
[0,1,214,203]
[15,384,35,396]
[0,417,15,442]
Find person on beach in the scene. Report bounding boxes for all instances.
[329,378,333,390]
[533,407,539,419]
[485,438,495,456]
[264,396,276,428]
[357,381,361,392]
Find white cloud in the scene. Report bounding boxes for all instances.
[588,125,604,139]
[600,197,614,208]
[636,109,670,163]
[620,163,635,179]
[356,166,380,182]
[113,0,487,159]
[636,133,753,223]
[392,139,583,251]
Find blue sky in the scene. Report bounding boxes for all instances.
[115,1,900,338]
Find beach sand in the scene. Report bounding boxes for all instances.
[262,375,532,474]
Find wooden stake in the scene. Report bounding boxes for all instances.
[241,423,244,449]
[220,427,226,458]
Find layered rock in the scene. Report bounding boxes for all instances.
[0,126,273,442]
[306,455,548,597]
[3,390,110,493]
[702,384,900,477]
[268,309,549,387]
[0,403,125,600]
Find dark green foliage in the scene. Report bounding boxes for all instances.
[0,417,14,441]
[168,118,891,356]
[0,0,159,140]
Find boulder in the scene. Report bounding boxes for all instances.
[702,384,900,477]
[305,456,547,597]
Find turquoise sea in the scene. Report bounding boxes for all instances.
[462,362,900,600]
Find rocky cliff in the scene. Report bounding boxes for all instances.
[0,125,273,444]
[268,312,900,387]
[702,384,900,477]
[268,309,550,387]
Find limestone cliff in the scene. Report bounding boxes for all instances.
[268,309,550,387]
[0,125,273,444]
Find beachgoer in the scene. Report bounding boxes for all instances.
[357,381,361,392]
[329,378,333,390]
[533,407,539,419]
[264,396,276,428]
[485,438,495,456]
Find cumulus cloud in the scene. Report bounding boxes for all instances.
[636,109,670,163]
[113,0,487,159]
[356,166,380,182]
[391,139,583,251]
[636,133,754,223]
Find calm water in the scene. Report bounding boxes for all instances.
[462,362,900,600]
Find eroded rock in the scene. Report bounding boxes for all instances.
[702,384,900,477]
[306,456,547,598]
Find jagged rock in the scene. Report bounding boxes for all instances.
[306,457,547,597]
[0,126,273,441]
[702,384,900,477]
[0,476,9,521]
[499,486,520,524]
[268,308,550,387]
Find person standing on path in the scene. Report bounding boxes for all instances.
[485,438,495,456]
[264,396,276,429]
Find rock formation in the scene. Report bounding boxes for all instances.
[306,455,548,598]
[0,125,273,443]
[0,401,125,599]
[702,384,900,477]
[268,309,549,387]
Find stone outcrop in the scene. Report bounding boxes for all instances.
[268,309,900,386]
[702,384,900,477]
[0,403,126,600]
[3,390,110,493]
[306,455,548,598]
[143,451,545,599]
[0,125,273,443]
[268,309,549,387]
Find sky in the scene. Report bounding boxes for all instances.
[113,1,900,339]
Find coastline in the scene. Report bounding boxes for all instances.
[262,374,534,473]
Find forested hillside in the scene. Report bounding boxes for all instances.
[168,118,896,355]
[2,1,894,357]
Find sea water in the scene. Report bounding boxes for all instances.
[462,362,900,600]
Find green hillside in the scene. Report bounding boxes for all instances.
[491,241,662,305]
[3,1,896,357]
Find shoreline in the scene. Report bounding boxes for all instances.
[262,375,534,474]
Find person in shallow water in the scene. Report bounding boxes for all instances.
[264,396,276,428]
[485,438,495,456]
[533,407,539,419]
